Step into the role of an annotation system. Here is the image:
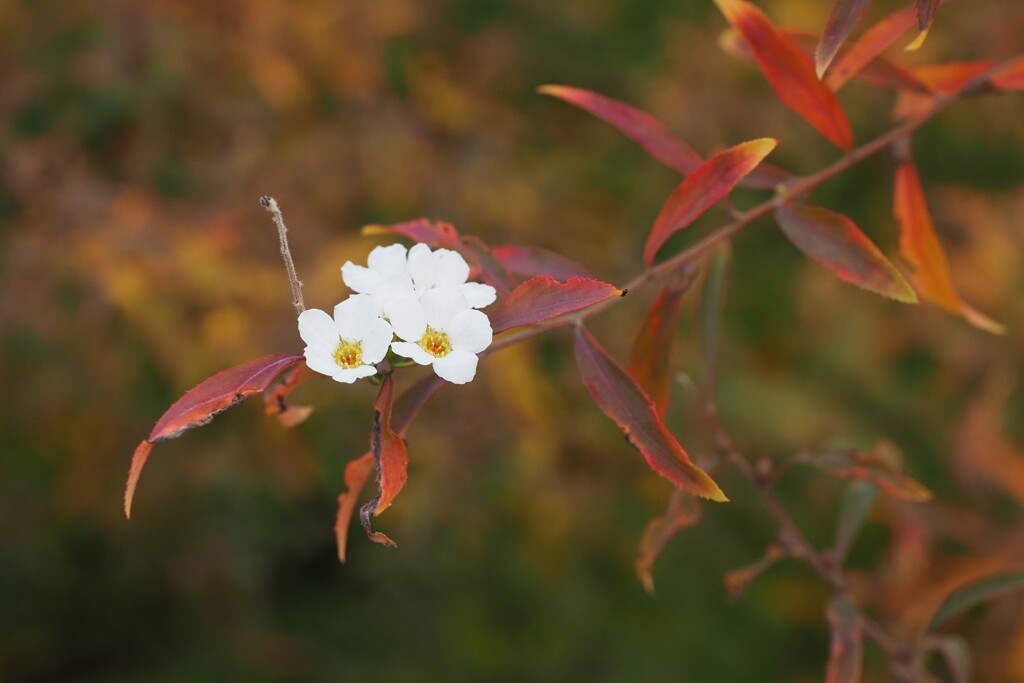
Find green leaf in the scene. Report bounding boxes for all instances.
[928,571,1024,630]
[834,482,877,564]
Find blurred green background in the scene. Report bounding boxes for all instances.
[3,0,1024,680]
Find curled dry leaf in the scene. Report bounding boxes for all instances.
[815,0,871,79]
[537,84,703,175]
[636,489,702,595]
[264,364,316,428]
[894,161,1005,334]
[724,543,787,599]
[825,597,863,683]
[645,138,778,265]
[124,353,304,519]
[629,262,699,417]
[774,203,917,302]
[574,326,727,501]
[714,0,854,149]
[488,276,624,334]
[808,440,932,501]
[335,453,376,563]
[370,375,408,516]
[491,244,595,282]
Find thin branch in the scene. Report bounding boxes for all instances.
[260,196,305,315]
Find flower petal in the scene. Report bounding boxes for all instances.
[333,365,378,384]
[304,346,341,376]
[391,341,434,365]
[388,296,428,341]
[342,262,380,294]
[360,318,394,364]
[433,350,479,384]
[367,243,409,278]
[461,282,497,308]
[433,249,471,287]
[334,294,376,340]
[448,309,493,354]
[421,287,469,330]
[408,243,437,290]
[298,309,339,350]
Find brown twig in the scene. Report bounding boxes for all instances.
[260,196,306,315]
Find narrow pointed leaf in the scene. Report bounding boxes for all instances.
[124,353,304,518]
[335,453,375,563]
[371,375,409,515]
[991,56,1024,91]
[646,138,778,265]
[826,6,918,90]
[825,597,863,683]
[574,326,727,501]
[916,0,939,31]
[264,364,315,429]
[636,489,702,594]
[489,276,624,334]
[538,85,703,175]
[815,0,871,78]
[714,0,854,149]
[928,571,1024,630]
[629,263,699,416]
[701,245,732,395]
[491,244,595,282]
[774,203,916,302]
[834,482,878,563]
[913,61,994,94]
[808,441,932,501]
[894,161,1005,333]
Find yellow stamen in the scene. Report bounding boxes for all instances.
[420,327,452,358]
[333,340,363,369]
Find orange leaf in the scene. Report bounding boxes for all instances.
[815,0,871,78]
[646,138,777,265]
[491,244,595,282]
[574,326,727,501]
[635,489,702,595]
[371,375,408,515]
[488,276,624,334]
[808,440,933,501]
[825,598,863,683]
[628,263,699,416]
[335,453,376,563]
[774,203,917,302]
[991,56,1024,91]
[264,364,316,428]
[913,61,994,94]
[714,0,854,149]
[894,161,1005,333]
[538,84,703,175]
[825,6,920,90]
[124,353,304,518]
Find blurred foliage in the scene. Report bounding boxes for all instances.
[2,0,1024,680]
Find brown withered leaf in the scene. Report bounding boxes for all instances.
[807,440,932,501]
[264,363,316,428]
[636,489,702,595]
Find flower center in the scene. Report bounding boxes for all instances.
[333,340,363,369]
[420,327,452,358]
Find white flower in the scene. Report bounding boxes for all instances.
[341,244,415,316]
[407,243,496,308]
[390,288,493,384]
[297,294,393,383]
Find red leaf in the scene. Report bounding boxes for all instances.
[264,364,316,429]
[636,489,702,595]
[371,375,409,515]
[645,138,777,265]
[992,56,1024,91]
[808,440,933,501]
[714,0,854,149]
[491,244,595,282]
[826,6,918,90]
[538,85,703,175]
[825,597,863,683]
[894,161,1005,333]
[574,326,727,501]
[629,263,699,416]
[854,58,932,93]
[363,220,515,296]
[124,353,304,518]
[774,203,917,302]
[815,0,871,78]
[335,453,375,563]
[916,0,939,31]
[488,276,624,334]
[913,61,994,94]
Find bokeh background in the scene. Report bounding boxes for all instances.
[3,0,1024,680]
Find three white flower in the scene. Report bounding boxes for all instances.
[297,243,496,385]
